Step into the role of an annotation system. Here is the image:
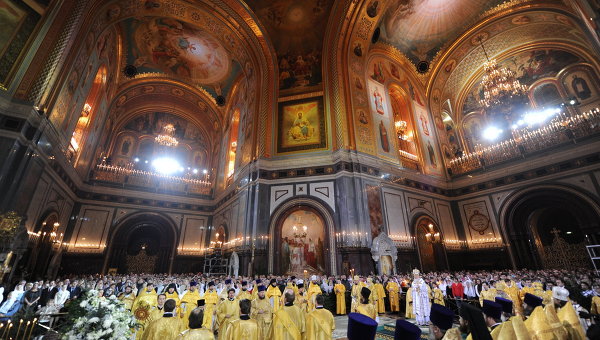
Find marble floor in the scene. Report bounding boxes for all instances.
[332,314,430,339]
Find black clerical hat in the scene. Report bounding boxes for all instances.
[347,312,377,340]
[394,319,421,340]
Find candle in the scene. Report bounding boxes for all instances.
[26,319,37,340]
[15,319,22,340]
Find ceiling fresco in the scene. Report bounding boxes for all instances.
[461,49,581,114]
[246,0,334,93]
[121,17,242,99]
[380,0,506,65]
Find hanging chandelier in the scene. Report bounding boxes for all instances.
[477,39,527,115]
[155,124,179,147]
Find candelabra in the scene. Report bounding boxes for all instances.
[424,223,441,244]
[335,231,369,248]
[448,108,600,176]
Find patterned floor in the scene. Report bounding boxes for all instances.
[332,314,430,339]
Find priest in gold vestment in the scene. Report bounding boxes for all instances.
[180,282,202,327]
[250,285,272,337]
[267,279,283,312]
[385,279,400,312]
[270,291,306,340]
[334,279,346,315]
[294,281,308,313]
[142,299,185,340]
[224,299,260,340]
[176,308,215,340]
[236,281,252,301]
[135,283,158,309]
[350,277,364,313]
[305,294,335,340]
[203,282,220,331]
[165,283,180,305]
[148,294,167,322]
[306,276,322,312]
[118,285,136,311]
[356,287,377,320]
[373,278,386,314]
[216,289,240,340]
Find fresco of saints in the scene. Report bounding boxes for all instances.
[289,111,313,140]
[373,89,385,115]
[419,114,430,136]
[379,121,390,153]
[427,141,437,169]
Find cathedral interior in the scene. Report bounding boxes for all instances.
[0,0,600,281]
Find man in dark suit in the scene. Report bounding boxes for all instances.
[40,281,58,307]
[67,280,81,300]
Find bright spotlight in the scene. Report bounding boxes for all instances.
[134,157,140,162]
[522,108,558,126]
[482,126,503,141]
[152,157,181,175]
[202,169,208,174]
[569,99,576,105]
[193,169,198,174]
[511,124,518,130]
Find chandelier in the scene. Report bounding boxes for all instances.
[394,120,408,140]
[479,59,527,108]
[424,223,441,244]
[155,124,179,147]
[477,39,527,121]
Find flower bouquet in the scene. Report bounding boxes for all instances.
[61,290,136,339]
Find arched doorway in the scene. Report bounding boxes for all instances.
[502,187,600,269]
[212,224,228,250]
[414,216,446,272]
[28,212,61,279]
[269,199,336,276]
[104,213,177,274]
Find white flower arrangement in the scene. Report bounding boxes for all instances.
[62,290,136,340]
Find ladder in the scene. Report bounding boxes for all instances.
[586,245,600,274]
[203,247,228,276]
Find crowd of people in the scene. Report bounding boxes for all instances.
[0,267,598,339]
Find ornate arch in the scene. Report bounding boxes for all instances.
[410,213,447,271]
[498,183,600,268]
[102,211,179,274]
[268,197,337,275]
[428,6,597,116]
[43,0,277,164]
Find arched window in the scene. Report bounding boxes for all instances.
[388,87,420,170]
[225,109,240,179]
[68,66,107,165]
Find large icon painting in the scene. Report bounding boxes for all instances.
[277,97,327,154]
[280,208,326,275]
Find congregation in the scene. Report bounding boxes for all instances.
[0,268,598,339]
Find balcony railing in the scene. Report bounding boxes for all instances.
[448,108,600,176]
[91,164,212,195]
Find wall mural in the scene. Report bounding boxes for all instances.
[280,209,326,275]
[380,0,505,65]
[109,112,208,168]
[247,0,334,93]
[461,49,581,115]
[124,112,204,143]
[367,79,395,158]
[561,65,600,112]
[276,96,326,154]
[122,17,242,99]
[414,104,441,175]
[0,0,40,85]
[366,185,384,239]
